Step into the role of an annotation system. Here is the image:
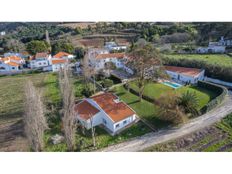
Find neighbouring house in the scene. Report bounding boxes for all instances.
[53,52,75,59]
[0,59,20,71]
[51,59,67,72]
[74,93,138,135]
[89,51,133,75]
[104,42,127,52]
[0,31,6,36]
[29,52,51,69]
[165,66,205,84]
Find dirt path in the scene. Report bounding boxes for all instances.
[99,91,232,152]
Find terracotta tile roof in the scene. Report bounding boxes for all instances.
[74,100,100,120]
[91,93,135,122]
[7,56,22,61]
[53,52,71,58]
[51,59,67,65]
[6,61,19,67]
[35,52,49,59]
[165,66,203,77]
[95,53,125,59]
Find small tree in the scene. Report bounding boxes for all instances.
[155,92,187,125]
[59,67,77,151]
[24,80,48,152]
[26,40,50,55]
[178,91,199,116]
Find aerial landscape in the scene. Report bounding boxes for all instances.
[0,22,232,152]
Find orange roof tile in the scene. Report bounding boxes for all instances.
[6,62,19,67]
[74,100,100,120]
[51,59,67,65]
[53,52,71,58]
[91,93,135,122]
[165,66,202,77]
[95,53,125,59]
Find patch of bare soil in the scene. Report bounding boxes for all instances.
[0,120,29,151]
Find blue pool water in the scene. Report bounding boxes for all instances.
[162,81,182,89]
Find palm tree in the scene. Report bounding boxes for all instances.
[178,91,199,116]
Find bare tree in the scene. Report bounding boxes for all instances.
[24,80,47,152]
[126,39,164,101]
[82,52,97,93]
[59,67,77,151]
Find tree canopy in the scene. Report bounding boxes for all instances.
[26,40,50,55]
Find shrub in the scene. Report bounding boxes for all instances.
[101,79,113,88]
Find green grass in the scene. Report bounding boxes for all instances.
[0,73,46,124]
[163,54,232,67]
[114,85,169,128]
[129,82,217,110]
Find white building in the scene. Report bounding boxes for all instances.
[29,52,51,69]
[51,59,67,72]
[165,66,205,84]
[89,51,133,75]
[104,42,127,52]
[0,60,20,72]
[53,52,75,59]
[74,93,137,135]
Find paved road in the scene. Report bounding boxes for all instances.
[99,91,232,152]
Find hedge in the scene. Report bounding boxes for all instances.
[198,81,228,114]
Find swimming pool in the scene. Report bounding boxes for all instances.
[162,81,182,89]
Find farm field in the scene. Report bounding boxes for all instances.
[145,113,232,152]
[129,82,218,110]
[0,73,46,151]
[163,54,232,67]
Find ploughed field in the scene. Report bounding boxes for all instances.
[145,114,232,152]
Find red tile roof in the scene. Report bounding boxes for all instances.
[74,100,100,120]
[6,61,19,67]
[91,93,135,122]
[165,66,203,77]
[51,59,67,65]
[35,52,49,59]
[53,52,72,58]
[95,53,125,59]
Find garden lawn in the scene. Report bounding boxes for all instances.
[129,82,218,110]
[114,85,169,128]
[163,54,232,67]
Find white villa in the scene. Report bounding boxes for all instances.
[74,93,137,135]
[29,52,51,69]
[53,52,75,59]
[165,66,205,84]
[88,49,133,75]
[51,59,67,72]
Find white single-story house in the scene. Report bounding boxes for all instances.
[53,52,75,59]
[29,52,51,69]
[74,93,137,135]
[196,45,225,53]
[165,66,205,84]
[51,59,67,72]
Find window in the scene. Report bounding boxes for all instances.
[123,120,127,125]
[103,118,107,125]
[12,67,15,70]
[44,62,46,65]
[39,63,41,65]
[116,124,120,128]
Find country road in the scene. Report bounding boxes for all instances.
[99,91,232,152]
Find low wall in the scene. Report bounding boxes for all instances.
[204,76,232,89]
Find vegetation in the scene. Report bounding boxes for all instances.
[52,40,74,54]
[26,40,50,54]
[129,81,217,110]
[126,39,164,101]
[145,113,232,152]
